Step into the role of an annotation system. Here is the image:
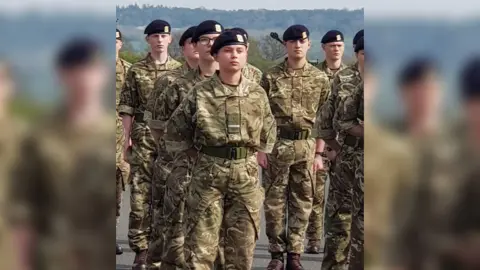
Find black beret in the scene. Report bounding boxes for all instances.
[283,25,309,42]
[321,30,344,44]
[116,28,122,40]
[192,20,224,43]
[229,27,249,40]
[459,57,480,99]
[55,37,102,69]
[354,36,364,53]
[353,29,364,46]
[179,26,197,46]
[211,31,247,56]
[397,57,437,87]
[144,20,171,36]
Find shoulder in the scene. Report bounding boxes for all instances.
[167,58,183,70]
[263,62,284,78]
[120,58,132,69]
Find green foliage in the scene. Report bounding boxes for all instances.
[119,50,143,64]
[10,97,48,122]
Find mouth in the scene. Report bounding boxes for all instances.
[230,61,239,65]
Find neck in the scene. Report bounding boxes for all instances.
[358,64,364,77]
[198,59,218,77]
[67,98,103,128]
[326,58,341,70]
[186,57,199,70]
[287,57,307,69]
[407,114,438,138]
[150,51,168,64]
[219,70,242,85]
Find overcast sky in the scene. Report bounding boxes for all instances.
[1,0,480,18]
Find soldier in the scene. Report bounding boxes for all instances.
[116,28,131,256]
[163,30,276,269]
[260,24,330,270]
[145,20,224,269]
[10,37,115,270]
[118,19,181,270]
[305,29,347,254]
[316,33,363,269]
[227,27,263,83]
[177,26,200,73]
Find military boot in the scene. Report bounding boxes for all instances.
[132,250,148,270]
[286,253,304,270]
[267,252,284,270]
[116,243,124,255]
[305,240,321,254]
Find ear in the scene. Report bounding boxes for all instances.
[168,34,172,44]
[321,44,326,51]
[145,35,149,43]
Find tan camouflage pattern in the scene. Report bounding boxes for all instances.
[260,59,330,254]
[9,113,116,270]
[0,119,25,269]
[307,60,347,245]
[321,70,363,270]
[242,62,263,84]
[116,58,131,226]
[118,53,181,254]
[164,74,277,269]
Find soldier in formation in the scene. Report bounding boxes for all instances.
[163,30,276,269]
[260,24,330,270]
[116,28,131,256]
[118,19,181,270]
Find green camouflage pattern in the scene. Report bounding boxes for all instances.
[320,68,363,270]
[315,60,348,82]
[164,74,277,269]
[116,58,131,225]
[242,63,263,84]
[118,53,181,254]
[260,59,330,254]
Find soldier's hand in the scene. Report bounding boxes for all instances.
[313,155,324,172]
[257,152,268,169]
[325,149,338,161]
[123,139,131,163]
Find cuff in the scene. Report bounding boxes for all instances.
[165,140,192,154]
[257,142,274,154]
[148,120,166,130]
[316,129,337,140]
[339,121,359,133]
[118,105,134,116]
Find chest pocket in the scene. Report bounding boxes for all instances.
[136,71,156,104]
[269,78,292,118]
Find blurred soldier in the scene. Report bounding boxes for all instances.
[163,30,276,269]
[10,37,115,270]
[116,28,131,256]
[260,25,330,270]
[305,29,347,254]
[0,60,23,270]
[227,27,263,83]
[145,20,224,269]
[316,33,363,269]
[118,19,181,270]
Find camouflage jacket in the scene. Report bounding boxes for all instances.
[116,58,131,109]
[242,63,263,84]
[315,62,361,140]
[260,59,330,133]
[316,60,348,82]
[164,74,277,154]
[118,53,181,116]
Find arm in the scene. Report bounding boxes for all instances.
[336,83,363,137]
[259,72,271,96]
[258,92,277,154]
[145,76,170,142]
[119,67,137,141]
[164,88,196,155]
[314,76,331,153]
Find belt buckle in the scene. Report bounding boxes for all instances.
[229,148,237,159]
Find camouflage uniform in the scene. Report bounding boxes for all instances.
[164,74,276,269]
[316,63,361,269]
[145,67,205,268]
[306,60,347,250]
[242,63,263,84]
[116,57,131,229]
[260,60,330,259]
[10,113,116,270]
[118,53,181,255]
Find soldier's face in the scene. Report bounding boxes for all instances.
[285,38,311,60]
[215,45,247,73]
[58,61,108,104]
[116,32,123,55]
[195,33,220,61]
[401,71,441,120]
[182,38,199,61]
[323,42,344,61]
[0,64,14,105]
[146,33,172,53]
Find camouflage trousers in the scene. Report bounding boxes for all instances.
[116,116,130,228]
[263,139,315,254]
[348,150,364,270]
[147,156,172,267]
[184,153,263,270]
[128,121,156,253]
[158,153,193,270]
[306,162,329,243]
[321,145,357,270]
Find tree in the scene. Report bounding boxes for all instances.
[168,31,183,59]
[259,34,285,61]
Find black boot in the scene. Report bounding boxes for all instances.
[116,243,124,255]
[267,252,284,270]
[286,253,304,270]
[132,250,147,270]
